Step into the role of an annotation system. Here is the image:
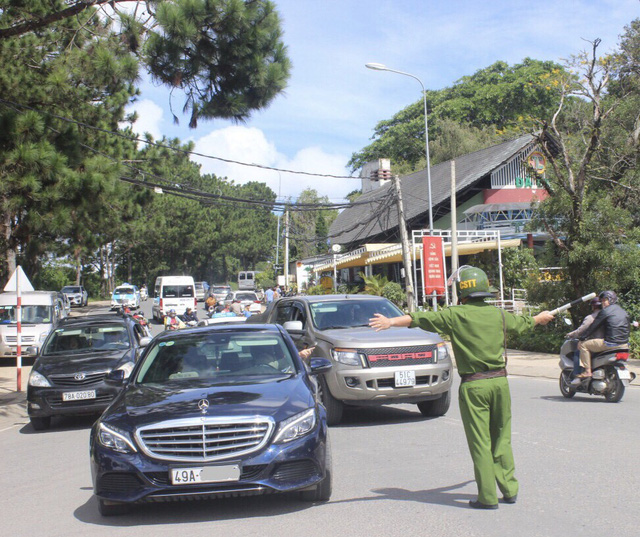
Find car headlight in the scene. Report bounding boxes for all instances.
[273,408,317,444]
[116,361,135,379]
[436,343,449,363]
[28,370,51,387]
[97,423,137,453]
[331,348,364,367]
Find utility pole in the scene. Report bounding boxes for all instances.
[284,208,289,291]
[393,175,415,312]
[450,161,459,305]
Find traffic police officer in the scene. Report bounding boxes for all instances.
[369,266,554,509]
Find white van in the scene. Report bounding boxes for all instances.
[0,291,67,358]
[152,276,196,321]
[238,271,258,290]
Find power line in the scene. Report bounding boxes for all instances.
[0,98,362,181]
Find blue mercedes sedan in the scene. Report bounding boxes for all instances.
[90,324,332,516]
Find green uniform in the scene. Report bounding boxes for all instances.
[410,299,536,505]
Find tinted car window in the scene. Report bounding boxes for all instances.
[136,332,297,383]
[43,324,130,355]
[274,303,294,325]
[114,287,135,295]
[236,293,257,301]
[0,305,53,324]
[61,286,81,293]
[162,285,195,298]
[310,298,403,330]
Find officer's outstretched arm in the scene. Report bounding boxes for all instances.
[534,311,554,325]
[369,313,412,331]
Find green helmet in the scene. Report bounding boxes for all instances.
[451,265,495,299]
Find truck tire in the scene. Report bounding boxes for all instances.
[417,390,451,417]
[318,376,343,426]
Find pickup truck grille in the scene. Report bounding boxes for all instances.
[362,345,437,368]
[136,417,275,462]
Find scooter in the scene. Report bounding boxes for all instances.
[559,339,635,402]
[140,287,148,301]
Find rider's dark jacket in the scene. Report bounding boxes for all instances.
[580,303,630,345]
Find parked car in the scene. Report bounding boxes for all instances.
[249,294,453,425]
[61,285,88,307]
[194,281,207,302]
[0,291,68,358]
[210,284,232,303]
[27,313,151,430]
[110,284,141,310]
[90,323,332,516]
[223,291,260,308]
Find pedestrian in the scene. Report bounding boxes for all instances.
[265,287,275,304]
[369,265,554,509]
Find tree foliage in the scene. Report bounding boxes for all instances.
[0,0,290,127]
[350,58,565,172]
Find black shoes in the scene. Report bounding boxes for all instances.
[469,500,498,510]
[502,494,518,504]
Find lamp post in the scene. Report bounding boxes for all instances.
[365,63,433,232]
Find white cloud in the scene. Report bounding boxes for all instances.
[192,126,354,201]
[127,99,164,141]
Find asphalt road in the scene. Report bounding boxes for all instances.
[1,301,639,536]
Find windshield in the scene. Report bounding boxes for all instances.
[114,287,135,295]
[136,332,297,384]
[212,287,230,294]
[162,285,194,298]
[0,305,54,325]
[42,324,130,355]
[310,298,404,330]
[236,293,257,301]
[62,287,81,293]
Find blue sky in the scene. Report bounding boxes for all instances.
[129,0,640,201]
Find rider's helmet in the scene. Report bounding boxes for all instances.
[447,265,496,299]
[598,290,617,305]
[168,308,177,315]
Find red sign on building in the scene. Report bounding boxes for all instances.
[422,236,445,295]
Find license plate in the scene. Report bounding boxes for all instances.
[395,370,416,387]
[617,369,631,380]
[62,390,96,401]
[170,465,240,485]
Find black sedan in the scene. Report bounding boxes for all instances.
[90,323,333,516]
[27,314,151,430]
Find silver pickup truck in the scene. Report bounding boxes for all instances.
[251,294,453,425]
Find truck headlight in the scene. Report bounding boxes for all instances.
[331,348,364,367]
[273,408,316,444]
[28,370,51,387]
[436,343,449,363]
[97,423,137,453]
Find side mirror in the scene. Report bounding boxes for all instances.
[26,346,39,357]
[105,369,125,385]
[139,336,152,347]
[283,320,304,332]
[309,357,332,375]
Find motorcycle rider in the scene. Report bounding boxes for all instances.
[566,298,604,383]
[576,290,630,378]
[165,309,185,331]
[182,307,199,325]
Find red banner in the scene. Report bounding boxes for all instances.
[422,236,445,295]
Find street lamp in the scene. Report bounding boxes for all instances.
[365,62,433,231]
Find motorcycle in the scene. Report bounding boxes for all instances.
[140,287,148,301]
[559,339,635,402]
